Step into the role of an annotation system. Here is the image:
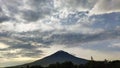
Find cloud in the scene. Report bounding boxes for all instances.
[0,36,45,58]
[19,49,43,58]
[21,10,41,22]
[0,0,54,22]
[0,0,120,65]
[90,0,120,15]
[46,29,120,46]
[0,7,10,23]
[0,10,120,48]
[55,0,96,11]
[0,43,9,49]
[81,38,120,52]
[109,42,120,48]
[1,25,118,48]
[0,48,43,58]
[20,0,54,22]
[0,22,40,32]
[55,0,120,15]
[0,15,10,23]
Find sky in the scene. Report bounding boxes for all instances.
[0,0,120,67]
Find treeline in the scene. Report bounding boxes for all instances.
[20,60,120,68]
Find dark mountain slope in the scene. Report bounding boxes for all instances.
[6,50,88,68]
[29,50,88,66]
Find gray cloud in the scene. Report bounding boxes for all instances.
[0,0,120,60]
[21,10,41,22]
[46,29,120,45]
[2,52,18,58]
[19,0,54,22]
[0,39,44,58]
[0,0,54,22]
[19,49,43,58]
[0,48,43,58]
[53,0,96,12]
[0,26,119,48]
[0,7,10,23]
[0,15,10,23]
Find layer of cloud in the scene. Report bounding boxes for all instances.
[90,0,120,15]
[0,0,120,67]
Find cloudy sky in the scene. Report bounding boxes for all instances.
[0,0,120,67]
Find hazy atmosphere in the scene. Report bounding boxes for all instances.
[0,0,120,67]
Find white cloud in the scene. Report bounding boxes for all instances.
[0,22,40,32]
[109,42,120,48]
[0,42,9,49]
[14,23,40,32]
[89,0,120,15]
[64,24,104,34]
[112,43,120,48]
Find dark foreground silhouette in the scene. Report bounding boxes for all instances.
[5,51,120,68]
[8,60,120,68]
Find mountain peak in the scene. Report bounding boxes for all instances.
[52,50,71,56]
[55,50,67,53]
[57,50,65,52]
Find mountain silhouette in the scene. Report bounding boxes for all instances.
[7,50,88,68]
[28,50,88,67]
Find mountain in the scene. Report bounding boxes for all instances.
[29,50,88,66]
[7,50,88,68]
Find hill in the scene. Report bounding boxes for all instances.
[7,50,88,68]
